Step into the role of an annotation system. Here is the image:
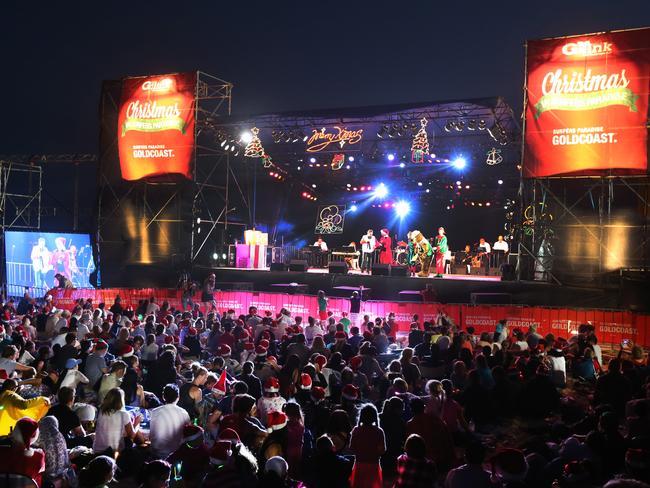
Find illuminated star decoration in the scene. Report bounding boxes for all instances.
[486,147,503,165]
[411,118,430,163]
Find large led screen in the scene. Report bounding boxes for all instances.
[5,231,95,292]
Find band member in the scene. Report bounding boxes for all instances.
[409,230,433,277]
[312,236,328,268]
[433,227,448,277]
[360,229,377,273]
[378,228,392,265]
[313,237,328,251]
[50,237,71,281]
[478,237,491,267]
[406,233,417,276]
[493,235,509,253]
[30,237,52,288]
[345,241,360,270]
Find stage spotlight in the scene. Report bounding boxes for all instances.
[350,205,358,212]
[417,182,423,187]
[346,183,351,187]
[346,165,351,169]
[196,217,201,224]
[426,188,430,193]
[297,166,301,170]
[312,184,317,188]
[387,153,395,161]
[395,200,410,218]
[309,157,316,163]
[498,179,504,185]
[399,162,405,168]
[348,156,355,162]
[220,140,227,147]
[212,252,218,260]
[240,131,253,144]
[374,183,388,198]
[452,157,466,169]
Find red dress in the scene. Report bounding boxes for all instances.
[379,236,392,265]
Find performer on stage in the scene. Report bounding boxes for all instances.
[313,237,328,251]
[409,230,433,277]
[433,227,448,278]
[49,237,71,281]
[312,236,328,268]
[360,229,377,273]
[30,237,52,289]
[493,235,509,253]
[378,228,392,265]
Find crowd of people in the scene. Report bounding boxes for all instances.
[0,290,648,488]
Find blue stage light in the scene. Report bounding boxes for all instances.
[399,162,405,168]
[395,200,410,218]
[387,153,395,161]
[349,204,358,212]
[374,183,388,198]
[453,157,466,169]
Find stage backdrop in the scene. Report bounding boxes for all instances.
[48,288,650,347]
[524,28,650,177]
[117,72,197,181]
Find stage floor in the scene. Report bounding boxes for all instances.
[219,266,502,282]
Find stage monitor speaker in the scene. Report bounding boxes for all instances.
[288,260,308,272]
[452,265,469,275]
[270,262,287,272]
[328,262,348,275]
[372,264,390,276]
[390,265,409,277]
[501,264,516,281]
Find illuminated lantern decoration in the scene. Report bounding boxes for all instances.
[331,153,345,170]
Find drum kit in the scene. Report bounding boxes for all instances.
[394,240,408,265]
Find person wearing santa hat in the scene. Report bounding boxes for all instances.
[166,424,211,487]
[0,416,46,486]
[149,383,191,458]
[257,376,287,427]
[378,228,393,265]
[217,344,241,375]
[294,372,313,407]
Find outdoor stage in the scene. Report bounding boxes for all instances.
[198,266,619,309]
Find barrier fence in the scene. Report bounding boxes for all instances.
[46,288,650,348]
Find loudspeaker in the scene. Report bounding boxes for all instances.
[372,264,390,276]
[501,264,516,281]
[328,262,348,275]
[270,262,287,272]
[288,260,308,272]
[390,265,409,277]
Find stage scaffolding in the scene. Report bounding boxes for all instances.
[97,71,252,287]
[517,175,650,287]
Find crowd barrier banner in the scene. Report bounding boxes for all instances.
[47,288,650,347]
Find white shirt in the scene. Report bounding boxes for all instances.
[493,240,509,252]
[313,241,328,251]
[93,410,132,453]
[146,302,160,315]
[60,369,90,390]
[478,242,491,253]
[304,324,324,347]
[149,403,191,458]
[257,396,286,426]
[361,235,377,253]
[76,322,91,341]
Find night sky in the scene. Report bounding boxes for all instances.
[2,1,647,155]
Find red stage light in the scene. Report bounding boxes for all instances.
[360,186,366,191]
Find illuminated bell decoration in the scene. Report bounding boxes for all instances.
[244,127,265,158]
[410,117,430,163]
[262,154,273,168]
[331,153,345,170]
[486,147,503,166]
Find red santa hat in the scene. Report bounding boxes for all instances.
[12,417,40,448]
[164,335,174,344]
[259,339,270,349]
[243,342,255,351]
[213,370,227,396]
[349,356,362,371]
[261,330,271,340]
[313,354,327,369]
[188,327,198,336]
[381,228,389,236]
[255,345,268,357]
[342,384,360,401]
[181,424,204,443]
[209,440,232,465]
[218,428,241,444]
[264,376,280,393]
[266,411,288,433]
[94,340,108,351]
[266,355,277,365]
[300,373,312,390]
[120,344,134,358]
[311,386,326,402]
[335,331,347,340]
[265,310,273,317]
[238,330,250,341]
[217,344,231,357]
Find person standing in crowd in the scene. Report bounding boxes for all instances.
[349,403,386,488]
